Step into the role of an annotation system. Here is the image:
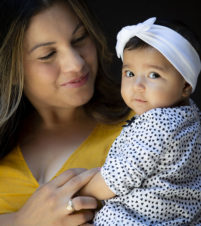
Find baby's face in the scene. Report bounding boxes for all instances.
[121,46,189,115]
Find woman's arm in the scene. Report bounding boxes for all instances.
[80,171,115,200]
[0,168,98,226]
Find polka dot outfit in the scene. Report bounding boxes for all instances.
[94,99,201,226]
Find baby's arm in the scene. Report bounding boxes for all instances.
[79,170,115,200]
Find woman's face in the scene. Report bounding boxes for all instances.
[23,2,98,110]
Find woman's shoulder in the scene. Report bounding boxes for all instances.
[0,146,20,166]
[0,146,30,186]
[0,146,26,176]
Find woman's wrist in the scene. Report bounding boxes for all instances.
[14,210,23,226]
[0,212,20,226]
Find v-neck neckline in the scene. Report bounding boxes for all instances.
[17,123,101,186]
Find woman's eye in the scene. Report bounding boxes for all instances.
[72,32,89,45]
[149,72,160,79]
[39,51,56,60]
[125,70,134,77]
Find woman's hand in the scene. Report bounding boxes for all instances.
[14,168,98,226]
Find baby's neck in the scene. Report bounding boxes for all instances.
[136,98,190,116]
[171,98,190,108]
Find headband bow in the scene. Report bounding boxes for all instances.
[116,17,155,59]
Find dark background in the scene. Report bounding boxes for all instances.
[87,0,201,109]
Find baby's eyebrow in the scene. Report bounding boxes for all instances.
[145,64,167,72]
[122,64,130,69]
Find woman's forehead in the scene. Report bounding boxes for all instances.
[24,2,80,49]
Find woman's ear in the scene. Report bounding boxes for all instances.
[182,82,192,98]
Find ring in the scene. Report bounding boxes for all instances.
[66,199,75,211]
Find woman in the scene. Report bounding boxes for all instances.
[0,0,130,225]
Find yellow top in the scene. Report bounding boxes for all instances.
[0,114,133,213]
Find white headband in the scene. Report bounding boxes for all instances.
[116,17,201,92]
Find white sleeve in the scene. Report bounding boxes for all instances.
[101,109,175,196]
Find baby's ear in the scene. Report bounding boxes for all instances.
[182,82,192,98]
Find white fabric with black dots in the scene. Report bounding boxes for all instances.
[94,99,201,226]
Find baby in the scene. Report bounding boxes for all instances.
[79,17,201,225]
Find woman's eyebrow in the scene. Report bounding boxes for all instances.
[29,42,55,53]
[29,23,84,53]
[72,22,83,35]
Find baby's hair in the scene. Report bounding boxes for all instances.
[125,18,201,59]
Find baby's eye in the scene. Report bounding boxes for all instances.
[125,70,134,77]
[148,72,160,79]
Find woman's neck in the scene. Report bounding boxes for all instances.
[32,106,91,130]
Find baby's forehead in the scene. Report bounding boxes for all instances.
[123,46,169,64]
[123,46,183,74]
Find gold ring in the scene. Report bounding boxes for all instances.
[66,199,75,211]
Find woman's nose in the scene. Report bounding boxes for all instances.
[60,48,85,73]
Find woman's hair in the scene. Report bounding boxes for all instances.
[125,18,201,59]
[0,0,129,157]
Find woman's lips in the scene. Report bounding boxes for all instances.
[60,74,89,88]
